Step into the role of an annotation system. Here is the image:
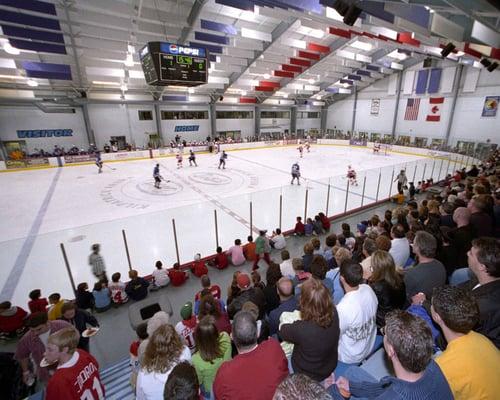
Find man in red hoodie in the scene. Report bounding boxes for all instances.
[168,263,189,286]
[0,301,27,338]
[191,253,208,278]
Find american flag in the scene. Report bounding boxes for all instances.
[404,98,420,120]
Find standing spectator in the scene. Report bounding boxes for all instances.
[468,195,494,237]
[328,310,453,400]
[280,277,340,381]
[389,224,410,268]
[269,277,298,336]
[75,282,94,311]
[447,207,474,272]
[404,231,446,301]
[227,273,266,320]
[108,272,128,305]
[323,234,337,268]
[394,169,408,193]
[48,293,66,321]
[336,261,378,371]
[251,270,266,290]
[291,258,312,289]
[210,247,229,270]
[136,324,191,400]
[59,302,98,352]
[226,239,245,266]
[302,242,314,272]
[151,261,170,290]
[192,316,232,398]
[168,263,189,287]
[175,302,197,354]
[318,212,331,232]
[280,249,294,278]
[270,228,286,250]
[92,281,111,312]
[192,253,209,277]
[195,275,221,302]
[439,202,456,228]
[368,251,406,329]
[198,294,231,335]
[294,216,305,236]
[359,238,377,280]
[125,270,149,301]
[243,236,257,262]
[253,230,271,270]
[262,263,283,315]
[15,312,72,385]
[341,223,355,239]
[28,289,48,314]
[213,311,288,400]
[432,286,500,399]
[88,243,108,283]
[164,362,199,400]
[44,327,105,399]
[0,301,27,339]
[129,322,148,390]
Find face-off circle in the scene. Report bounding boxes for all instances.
[135,180,183,196]
[188,172,232,185]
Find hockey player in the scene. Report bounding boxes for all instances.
[347,165,358,186]
[95,151,103,173]
[297,145,304,158]
[373,142,381,154]
[291,162,301,185]
[153,164,163,188]
[218,150,227,169]
[305,141,310,153]
[176,152,183,169]
[188,150,197,167]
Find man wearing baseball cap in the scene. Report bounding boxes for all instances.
[227,273,266,320]
[175,302,197,354]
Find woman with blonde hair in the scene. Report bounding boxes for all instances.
[136,324,191,400]
[280,277,340,382]
[368,250,406,329]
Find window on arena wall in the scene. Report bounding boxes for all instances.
[215,111,253,119]
[138,110,153,120]
[261,111,290,119]
[161,111,208,120]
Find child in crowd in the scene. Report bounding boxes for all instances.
[416,181,423,194]
[210,247,229,270]
[294,216,305,236]
[318,212,330,232]
[168,263,189,286]
[313,215,324,235]
[125,270,149,301]
[28,289,48,314]
[192,253,209,277]
[251,271,266,291]
[0,301,27,340]
[47,293,65,321]
[270,228,286,250]
[129,322,148,390]
[304,218,314,236]
[243,236,256,261]
[408,182,416,199]
[291,258,311,288]
[341,222,355,238]
[92,281,111,312]
[311,237,324,257]
[391,189,406,204]
[226,239,245,266]
[151,260,170,291]
[175,302,197,354]
[108,272,128,305]
[76,282,95,311]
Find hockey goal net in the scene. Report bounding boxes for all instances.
[373,143,392,155]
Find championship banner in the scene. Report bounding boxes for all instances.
[482,96,499,117]
[370,98,380,115]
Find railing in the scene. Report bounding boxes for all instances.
[0,143,479,307]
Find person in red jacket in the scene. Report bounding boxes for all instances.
[45,327,105,400]
[318,212,331,232]
[0,301,27,338]
[294,216,305,236]
[28,289,48,314]
[168,263,189,286]
[210,247,229,270]
[191,253,208,278]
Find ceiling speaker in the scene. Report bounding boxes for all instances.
[343,4,362,26]
[480,58,492,68]
[487,62,498,72]
[440,42,456,58]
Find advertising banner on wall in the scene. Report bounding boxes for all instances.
[370,98,380,115]
[482,96,499,117]
[349,139,367,146]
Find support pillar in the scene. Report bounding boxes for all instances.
[351,86,357,133]
[320,106,328,136]
[444,65,464,147]
[209,103,217,139]
[290,106,297,137]
[82,103,95,147]
[154,103,164,144]
[391,71,403,139]
[255,106,261,138]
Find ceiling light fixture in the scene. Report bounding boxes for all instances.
[263,73,270,79]
[188,87,195,93]
[3,42,20,55]
[120,84,128,91]
[241,90,247,96]
[124,54,134,67]
[27,79,38,87]
[308,78,315,84]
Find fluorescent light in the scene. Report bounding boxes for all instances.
[27,79,38,87]
[127,45,136,54]
[241,90,247,96]
[188,88,195,94]
[283,93,288,98]
[0,74,25,80]
[3,42,20,55]
[120,84,128,91]
[326,7,343,22]
[124,54,134,67]
[263,73,270,79]
[92,81,120,85]
[350,41,372,51]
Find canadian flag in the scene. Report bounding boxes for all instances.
[426,97,444,122]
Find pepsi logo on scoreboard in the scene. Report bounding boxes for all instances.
[161,43,206,58]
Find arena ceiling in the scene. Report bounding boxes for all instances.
[0,0,499,107]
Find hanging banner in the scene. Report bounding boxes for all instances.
[482,96,499,117]
[370,98,380,115]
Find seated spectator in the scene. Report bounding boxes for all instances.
[341,223,355,239]
[227,273,266,320]
[137,311,171,361]
[280,249,294,278]
[304,218,314,236]
[274,373,332,400]
[75,283,95,311]
[175,302,197,354]
[468,195,493,237]
[0,301,27,339]
[195,275,221,302]
[270,228,286,250]
[44,327,105,399]
[360,238,377,280]
[336,261,378,371]
[136,324,191,399]
[198,294,231,335]
[210,247,229,270]
[326,248,352,305]
[280,278,340,382]
[294,216,305,236]
[328,310,453,400]
[311,237,324,257]
[446,207,474,273]
[461,237,500,348]
[151,260,170,290]
[262,263,283,315]
[310,256,334,294]
[318,212,331,232]
[108,272,128,304]
[439,202,456,228]
[389,224,410,268]
[391,190,405,205]
[368,251,406,329]
[213,311,288,399]
[291,258,311,289]
[164,361,199,400]
[192,316,232,398]
[59,302,98,352]
[404,231,446,302]
[432,285,500,399]
[356,223,367,240]
[323,234,337,268]
[251,270,266,290]
[28,289,48,314]
[302,242,314,272]
[48,293,66,321]
[92,281,111,312]
[192,253,209,277]
[125,270,149,301]
[375,234,391,251]
[226,239,245,266]
[243,236,257,261]
[129,322,148,390]
[168,263,189,287]
[269,277,298,336]
[226,271,241,305]
[313,216,324,235]
[242,301,270,343]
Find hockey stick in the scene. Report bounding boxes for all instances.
[103,163,116,171]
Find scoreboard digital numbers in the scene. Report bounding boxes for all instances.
[139,42,208,87]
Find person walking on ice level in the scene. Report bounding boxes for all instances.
[188,150,197,167]
[153,163,164,189]
[218,151,228,169]
[88,244,108,283]
[394,169,408,192]
[95,151,103,173]
[291,162,301,185]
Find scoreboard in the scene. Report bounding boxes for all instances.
[139,42,208,87]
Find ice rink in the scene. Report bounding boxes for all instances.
[0,144,455,305]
